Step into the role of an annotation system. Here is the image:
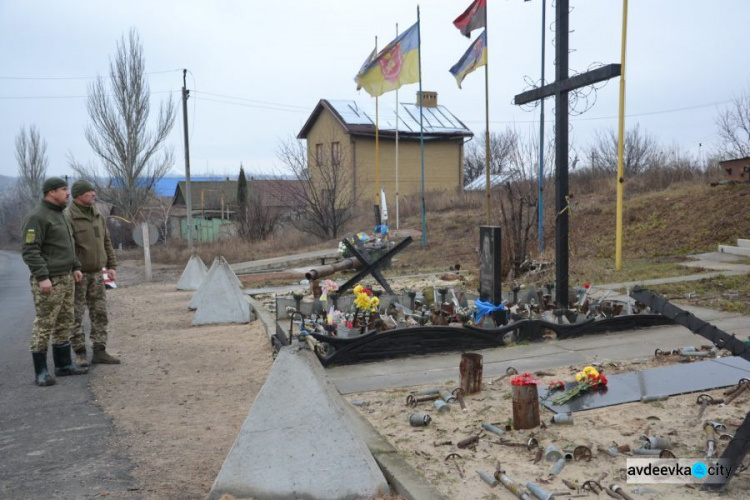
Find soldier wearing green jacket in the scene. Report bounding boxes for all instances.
[64,179,120,365]
[21,176,88,386]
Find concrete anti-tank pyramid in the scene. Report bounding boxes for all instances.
[176,254,208,291]
[189,257,221,310]
[220,256,243,289]
[192,259,253,325]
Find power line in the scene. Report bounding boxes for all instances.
[193,96,309,114]
[0,69,182,81]
[0,90,179,100]
[192,90,309,111]
[463,98,734,125]
[0,87,311,113]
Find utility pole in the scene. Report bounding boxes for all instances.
[182,69,194,251]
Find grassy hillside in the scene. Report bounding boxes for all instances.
[143,178,749,293]
[388,180,750,288]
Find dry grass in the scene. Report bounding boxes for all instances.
[120,224,337,265]
[384,179,750,291]
[119,179,750,293]
[649,273,750,315]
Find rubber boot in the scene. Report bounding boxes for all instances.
[52,342,88,376]
[92,346,120,364]
[75,349,90,368]
[31,351,55,386]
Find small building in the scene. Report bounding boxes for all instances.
[297,92,473,210]
[171,180,238,241]
[169,178,304,241]
[248,178,305,220]
[719,157,750,182]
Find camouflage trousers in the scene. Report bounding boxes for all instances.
[70,271,109,352]
[29,273,74,352]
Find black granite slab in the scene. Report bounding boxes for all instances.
[540,357,750,414]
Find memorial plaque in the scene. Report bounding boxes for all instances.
[479,226,502,305]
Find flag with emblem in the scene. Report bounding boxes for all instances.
[354,22,419,97]
[453,0,486,38]
[449,30,487,88]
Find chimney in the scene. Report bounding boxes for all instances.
[416,91,437,108]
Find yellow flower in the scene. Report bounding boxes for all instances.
[369,296,380,312]
[575,373,583,382]
[354,294,371,310]
[354,285,364,295]
[583,366,599,377]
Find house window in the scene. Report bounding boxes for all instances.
[315,143,323,166]
[331,142,341,166]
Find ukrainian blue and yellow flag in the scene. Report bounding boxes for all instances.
[355,22,419,97]
[449,30,487,89]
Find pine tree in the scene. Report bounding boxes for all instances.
[237,163,247,208]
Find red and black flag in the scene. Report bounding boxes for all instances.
[453,0,487,38]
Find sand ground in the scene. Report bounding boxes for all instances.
[345,356,750,500]
[89,260,274,499]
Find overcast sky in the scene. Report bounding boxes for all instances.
[1,0,748,180]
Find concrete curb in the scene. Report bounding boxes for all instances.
[231,248,339,275]
[246,295,276,342]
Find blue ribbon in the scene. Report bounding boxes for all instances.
[474,299,505,323]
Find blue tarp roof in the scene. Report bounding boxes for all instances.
[154,174,294,197]
[153,176,227,197]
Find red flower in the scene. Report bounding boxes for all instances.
[547,380,565,391]
[584,283,591,290]
[586,373,608,390]
[511,373,540,386]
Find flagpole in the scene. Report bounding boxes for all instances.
[375,36,381,223]
[417,7,426,247]
[376,94,380,218]
[538,0,546,254]
[395,23,400,230]
[484,3,491,226]
[615,0,628,271]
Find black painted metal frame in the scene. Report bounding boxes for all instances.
[702,411,750,492]
[338,236,413,296]
[630,286,750,361]
[309,314,673,366]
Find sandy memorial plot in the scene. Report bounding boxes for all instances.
[345,356,750,500]
[88,260,748,499]
[90,261,274,499]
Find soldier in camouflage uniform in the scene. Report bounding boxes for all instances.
[22,177,88,386]
[64,179,120,365]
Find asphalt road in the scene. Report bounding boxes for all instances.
[0,250,139,499]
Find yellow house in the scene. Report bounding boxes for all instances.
[297,91,473,211]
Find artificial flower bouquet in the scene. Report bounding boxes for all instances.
[549,365,608,405]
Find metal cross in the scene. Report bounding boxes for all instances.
[514,0,621,307]
[338,236,413,296]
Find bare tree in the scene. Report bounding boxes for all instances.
[15,125,49,208]
[71,28,176,221]
[246,183,281,240]
[0,188,25,244]
[464,129,516,184]
[276,134,357,239]
[496,129,552,276]
[716,85,750,159]
[235,165,281,241]
[589,124,664,176]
